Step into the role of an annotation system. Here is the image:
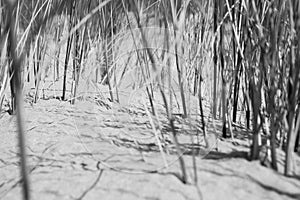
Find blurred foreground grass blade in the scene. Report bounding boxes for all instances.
[5,0,30,199]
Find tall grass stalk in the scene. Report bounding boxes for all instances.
[5,0,30,199]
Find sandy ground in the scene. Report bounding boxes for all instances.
[0,93,300,200]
